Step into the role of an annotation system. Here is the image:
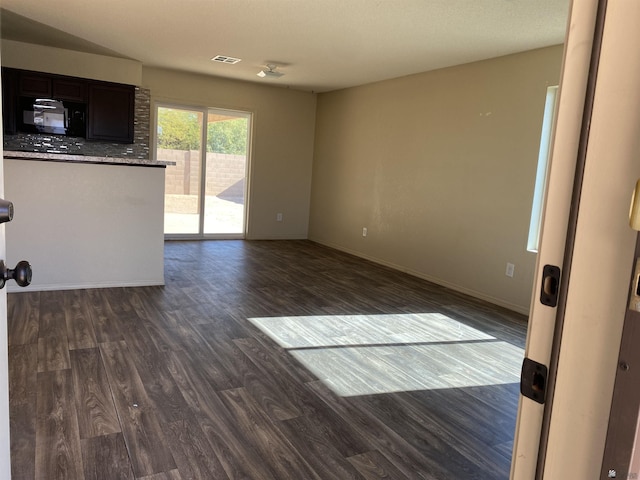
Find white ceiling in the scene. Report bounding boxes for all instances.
[0,0,570,93]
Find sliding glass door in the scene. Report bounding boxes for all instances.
[157,105,250,238]
[203,110,250,235]
[158,106,203,235]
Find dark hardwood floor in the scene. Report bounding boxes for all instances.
[8,240,528,479]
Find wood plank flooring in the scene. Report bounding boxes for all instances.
[8,240,528,479]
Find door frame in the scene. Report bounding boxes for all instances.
[0,51,13,478]
[512,0,640,477]
[154,101,252,240]
[510,0,602,475]
[600,234,640,479]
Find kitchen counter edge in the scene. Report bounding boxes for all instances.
[3,151,175,167]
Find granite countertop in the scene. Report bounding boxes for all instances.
[3,150,175,167]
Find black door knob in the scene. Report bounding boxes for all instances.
[0,260,32,288]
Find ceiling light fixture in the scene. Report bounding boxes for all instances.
[257,64,284,79]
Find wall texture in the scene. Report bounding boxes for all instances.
[1,39,142,85]
[5,159,165,291]
[143,67,317,239]
[309,45,564,313]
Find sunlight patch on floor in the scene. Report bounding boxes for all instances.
[249,313,524,396]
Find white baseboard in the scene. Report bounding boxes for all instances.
[310,239,530,316]
[7,280,165,293]
[245,234,309,240]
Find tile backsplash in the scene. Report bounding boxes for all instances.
[3,87,151,159]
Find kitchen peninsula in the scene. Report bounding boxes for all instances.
[3,151,172,291]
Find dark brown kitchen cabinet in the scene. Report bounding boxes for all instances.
[17,70,86,101]
[1,68,17,134]
[18,71,52,97]
[53,78,86,102]
[2,67,135,143]
[87,82,134,143]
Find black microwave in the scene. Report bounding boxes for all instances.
[17,96,86,137]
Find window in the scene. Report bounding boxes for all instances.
[527,86,558,253]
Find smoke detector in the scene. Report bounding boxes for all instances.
[257,64,284,78]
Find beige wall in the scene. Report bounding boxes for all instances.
[309,45,564,313]
[142,67,316,239]
[0,41,317,240]
[1,39,142,85]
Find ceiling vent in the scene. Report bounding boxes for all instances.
[211,55,242,64]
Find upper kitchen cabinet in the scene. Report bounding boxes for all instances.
[18,71,52,97]
[1,68,136,143]
[17,70,87,101]
[87,81,135,143]
[53,77,87,102]
[1,68,17,134]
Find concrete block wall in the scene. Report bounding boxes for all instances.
[206,153,246,199]
[161,149,201,196]
[161,148,246,214]
[160,148,245,197]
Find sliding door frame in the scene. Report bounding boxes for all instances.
[154,101,253,240]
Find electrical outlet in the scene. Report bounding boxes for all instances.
[276,213,283,222]
[506,262,515,278]
[362,227,367,237]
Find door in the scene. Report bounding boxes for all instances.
[203,109,250,236]
[600,233,640,479]
[158,105,204,235]
[0,54,12,478]
[157,104,250,238]
[510,0,602,475]
[512,0,640,477]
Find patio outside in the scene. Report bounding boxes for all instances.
[161,148,246,235]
